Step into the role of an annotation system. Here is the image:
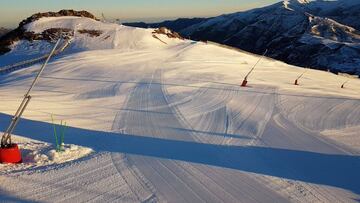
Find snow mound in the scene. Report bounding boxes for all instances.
[24,16,185,52]
[0,16,187,66]
[0,135,93,174]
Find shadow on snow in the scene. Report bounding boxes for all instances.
[0,113,359,195]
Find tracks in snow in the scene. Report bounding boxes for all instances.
[112,69,287,202]
[1,153,155,202]
[112,69,359,202]
[2,68,359,202]
[163,79,276,146]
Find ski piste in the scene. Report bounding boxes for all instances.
[0,14,359,203]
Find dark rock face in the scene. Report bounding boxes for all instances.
[0,28,74,55]
[78,29,103,37]
[41,28,74,41]
[0,28,10,37]
[124,0,360,76]
[19,10,99,28]
[0,28,24,55]
[0,10,98,55]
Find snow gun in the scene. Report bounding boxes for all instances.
[241,49,268,87]
[341,80,350,88]
[0,38,61,164]
[294,68,308,85]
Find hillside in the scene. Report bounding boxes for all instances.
[124,0,360,77]
[0,10,184,67]
[0,10,102,55]
[1,11,360,202]
[0,27,10,37]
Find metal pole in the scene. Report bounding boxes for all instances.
[341,80,350,88]
[3,96,31,145]
[244,49,268,80]
[1,96,29,144]
[25,38,61,96]
[294,68,308,85]
[1,38,61,147]
[296,69,308,81]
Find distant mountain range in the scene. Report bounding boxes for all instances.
[124,0,360,76]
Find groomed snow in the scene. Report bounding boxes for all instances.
[1,17,360,202]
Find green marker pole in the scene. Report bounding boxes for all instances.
[51,114,59,152]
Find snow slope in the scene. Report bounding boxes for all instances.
[24,16,183,51]
[0,16,360,202]
[0,16,182,66]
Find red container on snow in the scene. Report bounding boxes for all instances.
[0,144,22,164]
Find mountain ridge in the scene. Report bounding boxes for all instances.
[124,0,360,76]
[0,27,10,38]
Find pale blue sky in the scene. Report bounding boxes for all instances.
[0,0,279,28]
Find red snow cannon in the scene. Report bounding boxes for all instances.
[241,79,248,87]
[0,144,22,164]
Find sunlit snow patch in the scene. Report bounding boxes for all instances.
[0,134,93,174]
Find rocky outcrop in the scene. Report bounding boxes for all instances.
[78,29,102,37]
[19,10,99,28]
[0,28,24,54]
[152,27,184,40]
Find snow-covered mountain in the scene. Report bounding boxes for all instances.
[125,0,360,76]
[0,10,184,66]
[1,10,360,202]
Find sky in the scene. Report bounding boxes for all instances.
[0,0,279,28]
